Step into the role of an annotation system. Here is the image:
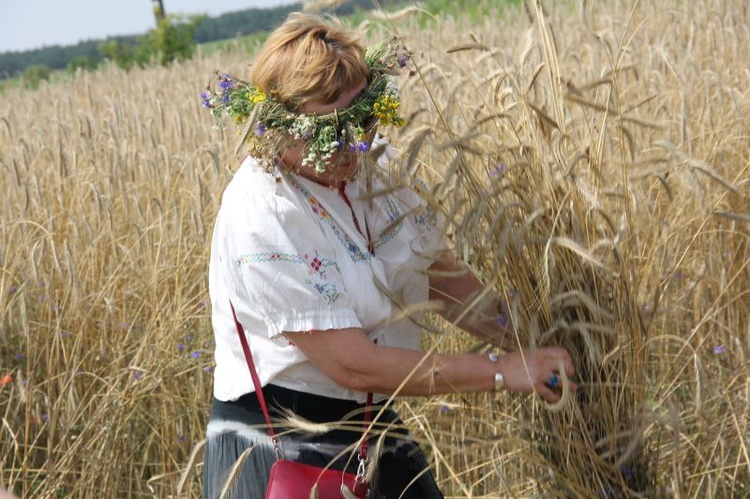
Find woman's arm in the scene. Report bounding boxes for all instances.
[285,328,575,403]
[0,488,18,499]
[428,251,515,349]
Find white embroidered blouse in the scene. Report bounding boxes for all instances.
[208,145,444,403]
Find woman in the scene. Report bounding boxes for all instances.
[202,13,576,499]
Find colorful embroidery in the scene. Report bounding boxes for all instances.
[237,252,306,265]
[383,196,401,223]
[413,205,437,229]
[308,280,340,304]
[370,196,403,252]
[287,176,372,263]
[407,176,438,229]
[371,223,401,252]
[236,251,340,303]
[307,197,331,220]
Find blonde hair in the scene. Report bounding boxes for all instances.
[249,13,368,110]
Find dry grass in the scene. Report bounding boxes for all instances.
[1,0,748,497]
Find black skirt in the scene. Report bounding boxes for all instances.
[202,384,443,499]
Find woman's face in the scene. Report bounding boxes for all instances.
[280,79,376,186]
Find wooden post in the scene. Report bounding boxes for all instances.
[152,0,166,23]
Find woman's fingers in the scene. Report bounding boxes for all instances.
[536,383,561,403]
[501,348,577,401]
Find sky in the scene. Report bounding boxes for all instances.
[0,0,299,53]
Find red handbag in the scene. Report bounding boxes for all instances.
[230,302,370,498]
[265,459,368,499]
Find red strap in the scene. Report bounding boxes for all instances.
[359,391,373,460]
[338,181,373,254]
[230,301,278,442]
[229,300,372,459]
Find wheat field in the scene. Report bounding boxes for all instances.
[1,0,748,497]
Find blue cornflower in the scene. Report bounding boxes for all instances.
[620,466,635,480]
[398,53,409,68]
[494,313,508,328]
[489,163,506,178]
[177,343,186,351]
[256,123,266,137]
[203,366,213,373]
[134,372,144,380]
[713,345,726,355]
[219,75,234,104]
[218,74,234,91]
[350,141,370,152]
[200,91,213,108]
[190,351,201,358]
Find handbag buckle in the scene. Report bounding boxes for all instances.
[353,456,369,497]
[272,437,284,460]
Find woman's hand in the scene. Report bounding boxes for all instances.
[497,347,577,403]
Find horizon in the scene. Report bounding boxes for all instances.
[0,0,299,54]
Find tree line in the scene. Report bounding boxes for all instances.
[0,0,402,83]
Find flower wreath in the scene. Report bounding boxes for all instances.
[201,39,409,173]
